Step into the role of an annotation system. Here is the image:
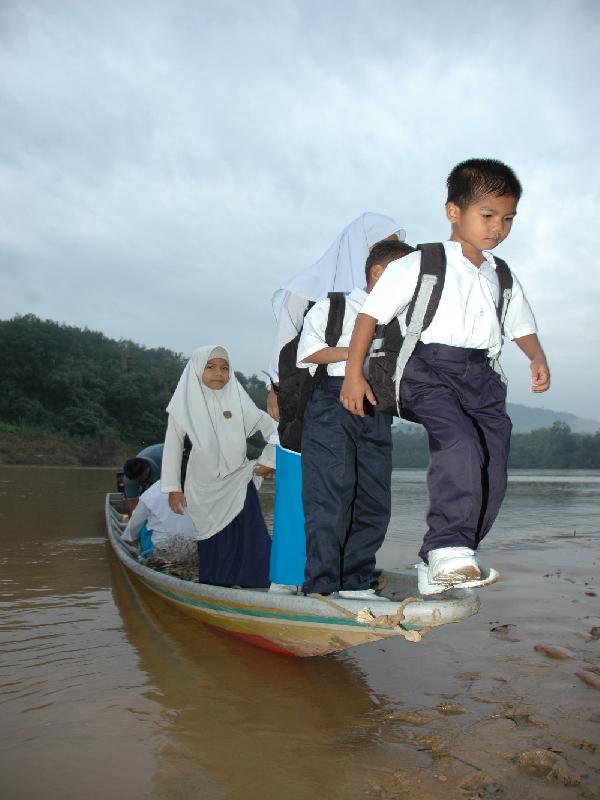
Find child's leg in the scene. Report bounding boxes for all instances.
[341,410,392,590]
[301,381,356,595]
[401,343,506,562]
[465,372,512,545]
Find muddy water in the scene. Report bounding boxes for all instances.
[1,466,599,800]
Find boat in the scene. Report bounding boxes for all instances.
[105,492,482,657]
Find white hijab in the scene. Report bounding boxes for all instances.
[166,345,266,479]
[165,346,275,539]
[271,212,405,319]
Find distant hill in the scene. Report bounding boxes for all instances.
[506,403,600,434]
[394,403,600,435]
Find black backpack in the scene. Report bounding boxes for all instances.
[277,292,346,453]
[368,243,514,418]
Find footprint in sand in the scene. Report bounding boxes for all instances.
[590,626,600,639]
[575,670,600,691]
[435,701,465,715]
[514,749,581,786]
[390,709,438,726]
[533,643,573,660]
[490,623,520,642]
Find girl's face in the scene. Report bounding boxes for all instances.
[202,357,230,390]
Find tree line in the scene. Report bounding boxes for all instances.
[0,315,266,448]
[1,314,599,468]
[391,423,600,469]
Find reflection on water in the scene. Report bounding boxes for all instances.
[1,466,599,799]
[109,558,399,799]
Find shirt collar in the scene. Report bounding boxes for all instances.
[445,240,496,271]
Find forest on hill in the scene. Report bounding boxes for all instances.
[1,314,599,468]
[0,315,268,462]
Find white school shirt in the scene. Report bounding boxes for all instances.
[121,481,196,549]
[297,287,368,376]
[360,241,537,357]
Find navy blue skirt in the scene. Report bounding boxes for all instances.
[197,482,271,588]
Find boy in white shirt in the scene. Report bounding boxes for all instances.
[122,480,196,561]
[298,239,414,598]
[341,158,550,594]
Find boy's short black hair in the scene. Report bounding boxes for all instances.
[365,240,414,282]
[447,158,522,209]
[123,457,149,481]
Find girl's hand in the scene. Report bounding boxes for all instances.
[254,464,274,479]
[169,491,187,514]
[267,386,280,421]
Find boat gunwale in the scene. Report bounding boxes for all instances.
[105,493,480,632]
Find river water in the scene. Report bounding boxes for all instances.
[1,466,599,800]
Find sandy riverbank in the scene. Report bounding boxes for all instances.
[355,533,600,799]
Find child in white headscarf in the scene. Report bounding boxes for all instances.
[266,213,406,593]
[161,346,276,588]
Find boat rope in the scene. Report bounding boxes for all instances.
[307,593,428,642]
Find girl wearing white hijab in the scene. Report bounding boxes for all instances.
[267,213,406,592]
[161,345,276,588]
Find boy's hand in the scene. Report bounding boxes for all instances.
[267,386,280,421]
[530,357,551,393]
[340,375,376,417]
[168,491,187,515]
[254,464,274,479]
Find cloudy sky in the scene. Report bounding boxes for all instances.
[1,0,599,419]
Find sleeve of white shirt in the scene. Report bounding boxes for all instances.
[503,271,538,340]
[160,415,185,493]
[257,442,276,469]
[296,299,330,368]
[360,252,421,324]
[122,500,149,543]
[268,292,310,382]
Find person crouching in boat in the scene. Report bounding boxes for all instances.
[161,346,276,588]
[122,443,164,515]
[120,480,197,562]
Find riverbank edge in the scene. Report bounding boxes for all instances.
[0,429,133,467]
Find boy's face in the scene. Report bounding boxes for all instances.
[202,357,230,390]
[446,193,517,262]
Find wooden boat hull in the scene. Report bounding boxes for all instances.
[105,493,481,657]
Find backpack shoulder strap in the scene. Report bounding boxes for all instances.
[390,244,446,412]
[492,256,513,329]
[406,243,446,331]
[315,292,346,387]
[324,292,346,345]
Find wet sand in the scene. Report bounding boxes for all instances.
[0,466,599,799]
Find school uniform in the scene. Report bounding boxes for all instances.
[268,214,405,588]
[298,288,393,595]
[360,240,537,560]
[161,346,276,588]
[121,480,196,557]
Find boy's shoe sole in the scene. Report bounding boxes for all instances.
[417,563,500,596]
[338,588,391,601]
[268,583,298,594]
[427,546,481,585]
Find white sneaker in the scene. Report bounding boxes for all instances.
[268,583,298,594]
[428,547,481,585]
[417,562,500,595]
[338,588,390,601]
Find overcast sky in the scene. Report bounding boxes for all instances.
[1,0,599,420]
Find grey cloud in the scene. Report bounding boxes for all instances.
[1,0,599,417]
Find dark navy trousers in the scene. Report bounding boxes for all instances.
[301,377,392,595]
[400,342,512,562]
